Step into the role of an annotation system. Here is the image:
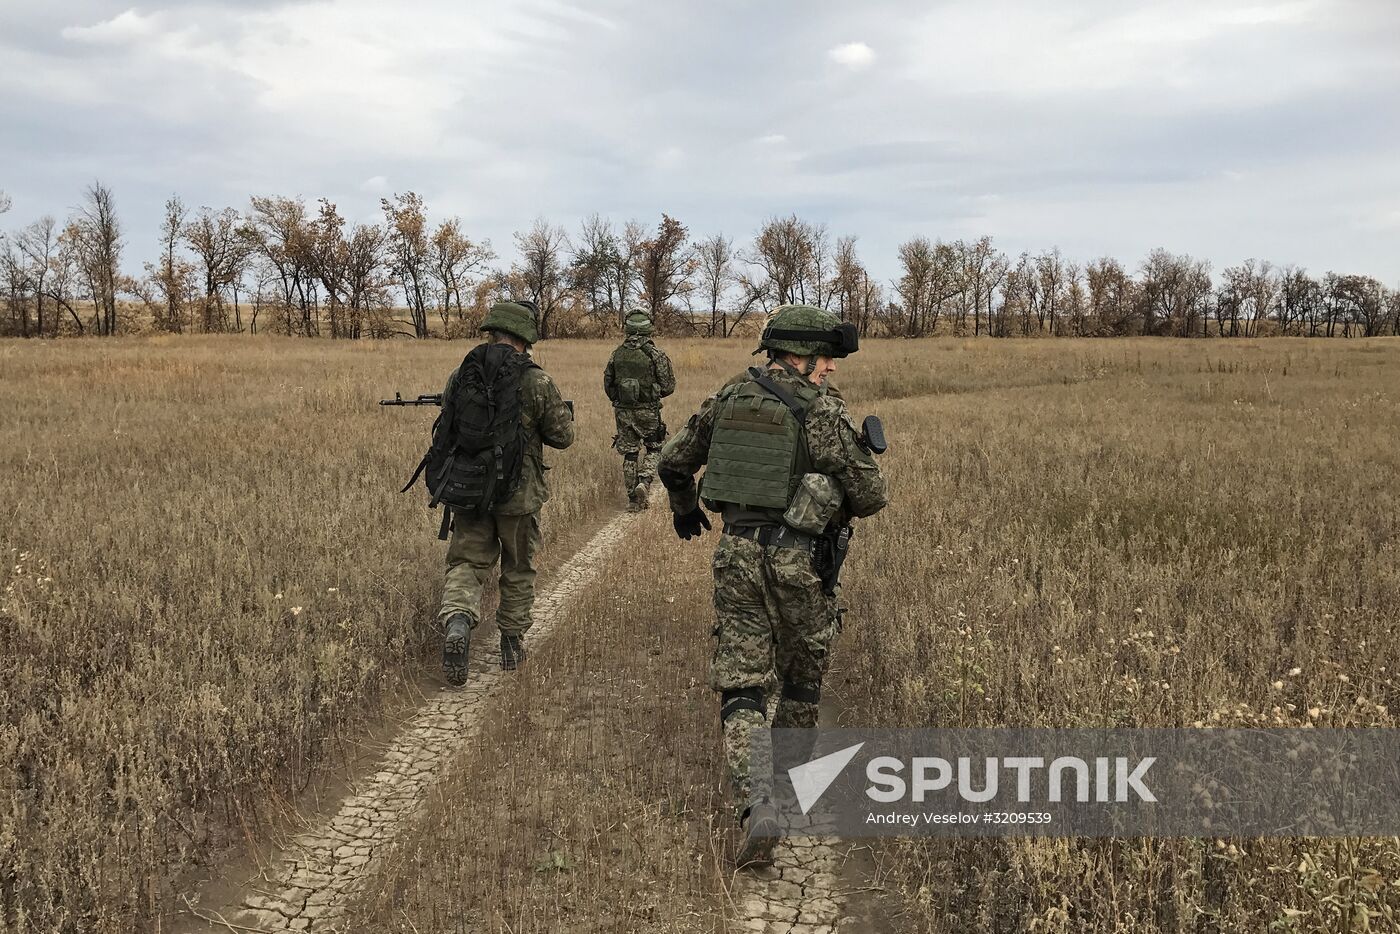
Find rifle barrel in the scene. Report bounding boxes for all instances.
[378,393,443,406]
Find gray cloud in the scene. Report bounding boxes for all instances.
[1,0,1397,285]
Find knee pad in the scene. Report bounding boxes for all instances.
[720,687,766,722]
[623,451,639,462]
[781,681,821,705]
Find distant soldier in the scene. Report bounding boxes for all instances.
[658,305,887,866]
[603,309,675,511]
[422,300,575,684]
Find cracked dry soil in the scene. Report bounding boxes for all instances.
[179,507,643,933]
[179,498,871,934]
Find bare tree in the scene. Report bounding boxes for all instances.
[308,200,354,339]
[744,215,833,308]
[806,223,834,309]
[1001,253,1040,336]
[637,214,694,329]
[1333,274,1388,337]
[1140,249,1210,337]
[246,196,317,335]
[1240,259,1279,338]
[894,237,933,336]
[973,247,1009,337]
[611,220,646,320]
[45,225,86,334]
[16,216,57,336]
[145,195,191,332]
[2,240,30,336]
[1035,248,1068,335]
[894,236,964,337]
[831,236,865,328]
[512,217,570,340]
[428,218,493,329]
[380,192,431,338]
[830,236,887,338]
[345,222,388,339]
[1276,266,1319,336]
[570,214,627,327]
[695,232,734,337]
[184,206,248,333]
[74,182,123,336]
[1086,257,1134,335]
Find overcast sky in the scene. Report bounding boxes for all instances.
[2,0,1398,284]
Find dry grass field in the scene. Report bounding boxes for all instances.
[4,335,1400,933]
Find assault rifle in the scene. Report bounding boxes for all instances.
[380,392,443,407]
[816,415,888,595]
[379,392,575,416]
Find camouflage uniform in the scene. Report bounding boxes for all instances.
[603,314,675,509]
[436,302,573,684]
[437,362,574,635]
[659,350,886,814]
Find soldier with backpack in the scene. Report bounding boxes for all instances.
[411,300,574,685]
[603,310,676,511]
[657,304,887,867]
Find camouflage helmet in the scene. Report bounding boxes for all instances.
[624,309,653,335]
[481,300,539,345]
[758,304,859,358]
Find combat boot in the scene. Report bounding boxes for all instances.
[627,482,647,512]
[442,613,471,686]
[735,800,779,868]
[500,632,527,670]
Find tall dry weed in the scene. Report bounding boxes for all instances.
[0,336,620,932]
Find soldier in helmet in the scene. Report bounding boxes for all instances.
[603,309,676,511]
[658,304,887,866]
[437,299,574,684]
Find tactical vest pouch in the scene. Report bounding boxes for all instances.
[782,473,843,535]
[700,373,812,511]
[611,345,658,407]
[617,377,643,407]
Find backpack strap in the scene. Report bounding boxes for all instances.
[747,367,810,426]
[400,454,429,493]
[437,507,453,541]
[427,451,457,508]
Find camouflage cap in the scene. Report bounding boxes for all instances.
[758,304,859,358]
[481,300,539,345]
[624,309,653,335]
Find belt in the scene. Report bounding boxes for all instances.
[722,523,815,553]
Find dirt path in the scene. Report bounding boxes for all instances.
[730,829,848,933]
[727,679,899,933]
[178,506,646,934]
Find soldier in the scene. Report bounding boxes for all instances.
[658,304,887,867]
[437,300,575,684]
[603,309,676,511]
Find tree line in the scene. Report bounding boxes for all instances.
[2,184,1397,340]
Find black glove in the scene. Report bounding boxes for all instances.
[673,507,712,541]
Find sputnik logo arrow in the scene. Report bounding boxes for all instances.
[788,742,865,814]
